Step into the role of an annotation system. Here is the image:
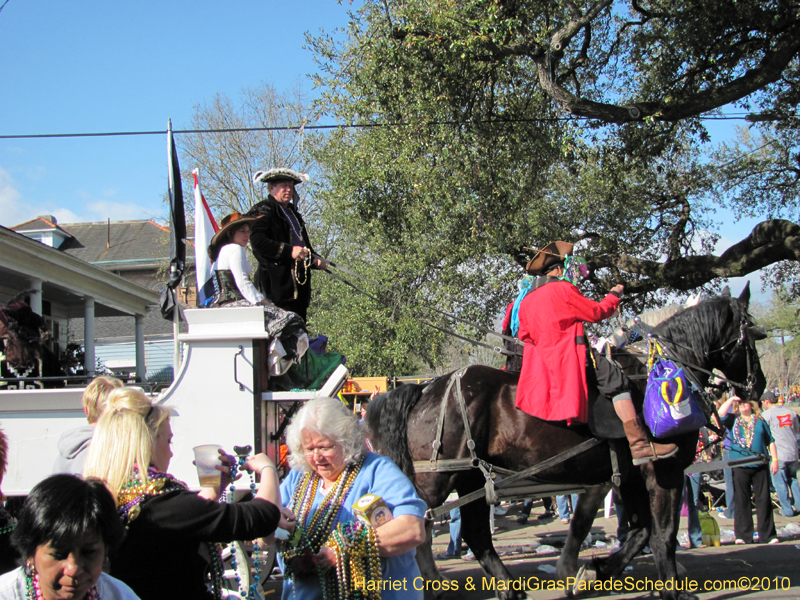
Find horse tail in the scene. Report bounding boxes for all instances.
[367,383,428,480]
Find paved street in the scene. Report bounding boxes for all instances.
[262,502,800,599]
[424,503,800,599]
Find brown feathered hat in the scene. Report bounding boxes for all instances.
[207,212,260,262]
[526,241,574,275]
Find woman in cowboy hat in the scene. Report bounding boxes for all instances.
[513,241,677,465]
[207,212,264,307]
[208,211,308,376]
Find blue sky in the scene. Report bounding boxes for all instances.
[0,1,771,299]
[0,0,352,227]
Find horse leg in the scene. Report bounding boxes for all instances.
[646,467,695,600]
[572,472,653,594]
[574,466,696,600]
[459,499,526,600]
[556,484,608,581]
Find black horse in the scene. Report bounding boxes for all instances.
[367,286,765,600]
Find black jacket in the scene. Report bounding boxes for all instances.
[111,490,280,600]
[247,196,315,318]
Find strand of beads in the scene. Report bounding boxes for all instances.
[294,252,310,286]
[248,462,262,598]
[0,522,16,536]
[207,543,225,600]
[117,467,186,529]
[323,521,381,600]
[26,563,98,600]
[225,454,262,600]
[226,455,246,599]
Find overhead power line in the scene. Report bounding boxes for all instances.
[0,113,772,140]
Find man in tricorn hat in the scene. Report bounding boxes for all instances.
[246,167,328,322]
[513,241,677,465]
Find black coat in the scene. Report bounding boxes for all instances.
[111,490,280,600]
[247,196,315,320]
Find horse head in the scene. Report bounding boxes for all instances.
[721,282,767,401]
[653,282,766,402]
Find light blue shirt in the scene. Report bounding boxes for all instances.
[279,452,426,600]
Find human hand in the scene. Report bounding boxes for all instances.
[279,507,297,532]
[771,459,780,475]
[314,257,329,270]
[611,284,624,296]
[216,450,239,490]
[316,546,337,571]
[245,453,275,474]
[292,246,310,260]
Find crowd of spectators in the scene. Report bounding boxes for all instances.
[2,375,800,598]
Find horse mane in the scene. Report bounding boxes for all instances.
[366,382,431,480]
[653,295,742,365]
[0,426,7,482]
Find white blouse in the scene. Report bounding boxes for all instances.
[214,244,265,305]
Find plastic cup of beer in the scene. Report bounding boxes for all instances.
[193,444,223,487]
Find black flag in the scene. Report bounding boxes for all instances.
[161,122,186,319]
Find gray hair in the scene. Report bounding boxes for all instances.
[285,397,367,472]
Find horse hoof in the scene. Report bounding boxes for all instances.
[572,564,597,596]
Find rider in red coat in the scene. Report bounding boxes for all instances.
[514,241,677,465]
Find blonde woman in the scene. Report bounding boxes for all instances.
[84,387,293,600]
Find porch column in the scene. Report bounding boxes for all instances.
[28,278,43,315]
[84,296,95,378]
[135,313,145,382]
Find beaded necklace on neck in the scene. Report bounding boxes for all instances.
[25,561,99,600]
[279,204,304,242]
[117,466,187,527]
[280,205,311,290]
[733,415,757,450]
[282,456,365,578]
[117,466,227,599]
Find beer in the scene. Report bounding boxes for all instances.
[199,474,220,487]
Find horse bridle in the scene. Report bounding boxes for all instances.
[655,314,762,400]
[707,317,763,399]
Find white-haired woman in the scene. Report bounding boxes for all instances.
[84,387,293,600]
[277,396,427,600]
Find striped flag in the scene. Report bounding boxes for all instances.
[193,169,219,306]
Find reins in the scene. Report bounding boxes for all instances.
[646,316,759,396]
[319,259,523,357]
[419,366,603,520]
[630,312,760,439]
